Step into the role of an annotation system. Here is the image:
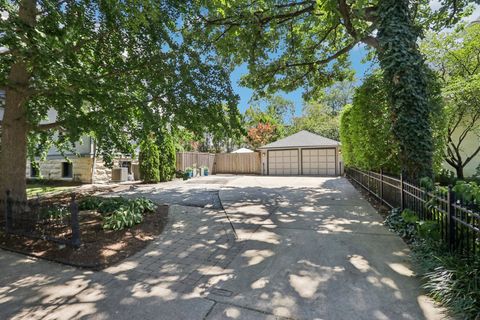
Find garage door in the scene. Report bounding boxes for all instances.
[268,149,299,175]
[302,148,336,176]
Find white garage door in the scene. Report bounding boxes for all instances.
[302,148,336,176]
[268,149,299,175]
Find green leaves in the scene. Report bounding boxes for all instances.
[377,0,437,180]
[1,1,242,165]
[339,71,400,173]
[139,134,160,184]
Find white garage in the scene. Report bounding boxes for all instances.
[258,130,342,176]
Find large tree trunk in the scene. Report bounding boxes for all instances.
[377,0,434,181]
[0,0,36,203]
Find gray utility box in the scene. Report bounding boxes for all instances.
[111,167,128,182]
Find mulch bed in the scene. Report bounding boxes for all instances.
[0,205,169,270]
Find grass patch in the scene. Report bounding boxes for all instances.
[26,184,76,198]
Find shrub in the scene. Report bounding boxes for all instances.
[452,180,480,209]
[158,132,176,182]
[39,206,70,219]
[339,72,400,173]
[102,198,156,230]
[78,196,157,231]
[139,135,160,183]
[385,208,479,318]
[413,240,480,319]
[78,196,103,210]
[102,206,143,230]
[385,208,418,241]
[435,168,456,186]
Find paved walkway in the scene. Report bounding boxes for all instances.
[0,176,447,319]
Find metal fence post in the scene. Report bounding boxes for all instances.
[70,193,81,248]
[400,173,405,211]
[380,169,384,201]
[367,170,370,191]
[5,190,12,232]
[447,186,456,252]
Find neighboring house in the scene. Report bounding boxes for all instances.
[258,130,343,176]
[443,123,480,177]
[0,92,137,183]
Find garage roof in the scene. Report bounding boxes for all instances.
[258,130,339,149]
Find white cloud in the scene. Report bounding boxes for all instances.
[1,10,8,20]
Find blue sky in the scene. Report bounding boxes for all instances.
[230,45,373,117]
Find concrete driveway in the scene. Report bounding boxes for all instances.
[0,176,446,320]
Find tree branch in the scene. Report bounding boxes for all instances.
[285,41,356,67]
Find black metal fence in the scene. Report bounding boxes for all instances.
[346,168,479,257]
[1,191,81,248]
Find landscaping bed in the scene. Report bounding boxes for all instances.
[0,196,168,270]
[347,175,480,319]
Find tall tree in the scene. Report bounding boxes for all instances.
[244,95,294,146]
[422,24,480,179]
[192,0,477,180]
[290,102,340,140]
[0,1,241,201]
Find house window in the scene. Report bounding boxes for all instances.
[30,162,40,178]
[62,162,73,178]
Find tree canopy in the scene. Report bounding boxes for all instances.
[422,23,480,178]
[0,0,242,200]
[192,0,478,180]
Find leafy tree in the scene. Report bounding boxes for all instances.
[290,102,340,141]
[157,131,176,182]
[247,123,276,149]
[139,135,160,183]
[315,80,355,115]
[193,0,474,180]
[422,24,480,179]
[0,1,241,201]
[244,95,293,146]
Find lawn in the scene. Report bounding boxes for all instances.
[26,183,77,198]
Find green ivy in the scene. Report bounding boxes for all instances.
[377,0,435,180]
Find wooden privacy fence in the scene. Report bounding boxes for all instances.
[346,167,480,257]
[213,152,261,174]
[176,152,216,173]
[176,152,261,175]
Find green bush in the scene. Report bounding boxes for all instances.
[77,196,157,231]
[39,206,70,219]
[435,169,456,186]
[139,135,160,183]
[385,209,418,241]
[385,208,479,318]
[78,196,103,210]
[339,72,400,173]
[452,180,480,207]
[102,206,143,230]
[102,198,156,230]
[158,132,176,182]
[413,240,480,319]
